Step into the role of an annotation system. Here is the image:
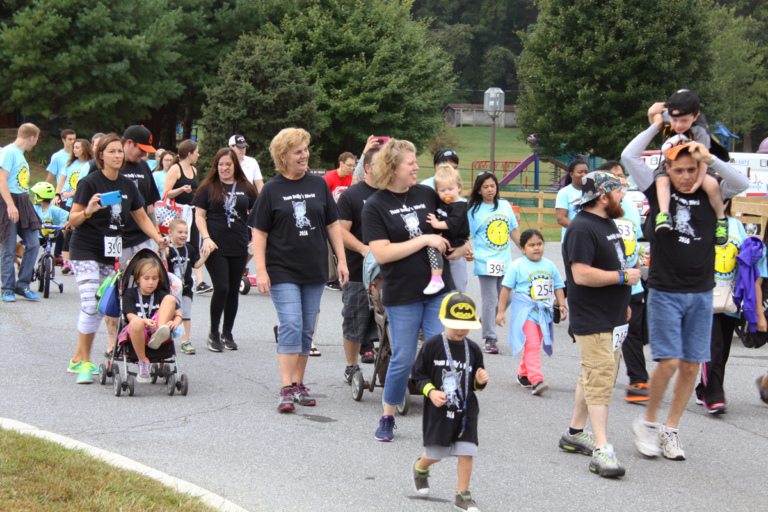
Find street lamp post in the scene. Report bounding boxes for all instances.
[484,87,505,176]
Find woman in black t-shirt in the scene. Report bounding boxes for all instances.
[250,127,348,413]
[362,138,469,441]
[194,148,258,353]
[163,140,208,292]
[67,133,169,384]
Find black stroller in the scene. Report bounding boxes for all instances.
[349,252,414,415]
[98,248,189,397]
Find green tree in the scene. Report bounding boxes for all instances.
[0,0,184,130]
[707,2,768,150]
[271,0,455,164]
[516,0,715,159]
[198,34,322,179]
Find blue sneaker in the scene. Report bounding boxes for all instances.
[76,368,93,384]
[375,415,396,442]
[67,359,100,375]
[14,287,40,301]
[2,291,15,302]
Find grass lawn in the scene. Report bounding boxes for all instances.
[0,428,217,511]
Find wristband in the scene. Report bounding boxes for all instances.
[618,270,625,285]
[423,383,436,398]
[203,237,211,241]
[84,211,92,219]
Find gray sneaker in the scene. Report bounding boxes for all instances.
[454,491,479,511]
[531,380,549,396]
[412,460,430,496]
[659,428,686,460]
[148,325,170,349]
[484,338,498,354]
[632,417,663,457]
[558,429,595,455]
[589,443,626,478]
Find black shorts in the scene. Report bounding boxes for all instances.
[341,281,376,344]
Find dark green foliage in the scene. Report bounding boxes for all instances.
[0,0,184,130]
[516,0,715,159]
[198,34,321,178]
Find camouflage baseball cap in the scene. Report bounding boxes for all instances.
[571,171,623,206]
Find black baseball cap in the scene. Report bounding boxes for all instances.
[667,89,700,117]
[123,125,156,153]
[439,292,482,330]
[228,134,248,148]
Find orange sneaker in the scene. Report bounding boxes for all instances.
[626,383,649,403]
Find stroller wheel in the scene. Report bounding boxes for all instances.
[113,372,122,397]
[59,283,64,293]
[239,276,250,295]
[381,387,411,415]
[179,374,189,396]
[98,363,107,385]
[127,375,135,396]
[351,369,365,401]
[167,374,176,396]
[150,363,159,384]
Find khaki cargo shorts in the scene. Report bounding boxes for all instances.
[575,332,622,406]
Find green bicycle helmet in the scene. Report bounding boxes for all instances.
[31,181,56,202]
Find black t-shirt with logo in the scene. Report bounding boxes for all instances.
[167,242,200,297]
[643,183,716,293]
[69,170,144,265]
[121,160,160,247]
[562,210,632,335]
[122,287,177,324]
[362,184,454,306]
[434,200,469,249]
[412,334,486,447]
[248,173,338,285]
[194,182,257,257]
[337,181,378,283]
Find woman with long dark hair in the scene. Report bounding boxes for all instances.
[467,172,520,354]
[194,148,258,352]
[57,138,94,274]
[555,159,589,241]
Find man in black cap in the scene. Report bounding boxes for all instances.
[557,171,640,479]
[229,134,263,193]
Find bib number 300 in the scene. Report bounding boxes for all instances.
[487,260,505,277]
[104,236,123,258]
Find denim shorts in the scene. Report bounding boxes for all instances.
[647,289,713,363]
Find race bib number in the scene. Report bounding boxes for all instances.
[486,260,505,276]
[531,278,554,301]
[612,324,629,352]
[615,220,634,240]
[104,236,123,258]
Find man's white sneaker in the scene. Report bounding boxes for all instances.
[632,417,662,457]
[659,427,686,460]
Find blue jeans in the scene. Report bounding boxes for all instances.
[383,293,448,406]
[271,282,325,356]
[647,289,713,363]
[1,221,40,293]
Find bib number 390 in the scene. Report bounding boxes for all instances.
[487,260,505,277]
[104,236,123,258]
[612,324,629,352]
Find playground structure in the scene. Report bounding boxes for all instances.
[470,154,572,192]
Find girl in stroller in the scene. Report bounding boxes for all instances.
[117,257,181,382]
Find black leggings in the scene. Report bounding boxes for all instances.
[205,252,248,335]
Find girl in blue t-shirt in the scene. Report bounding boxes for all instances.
[496,229,566,395]
[467,172,521,354]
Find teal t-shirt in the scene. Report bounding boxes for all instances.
[420,176,435,189]
[502,256,565,322]
[468,199,519,276]
[714,216,748,288]
[0,143,31,194]
[33,203,69,237]
[62,160,90,208]
[153,171,167,197]
[614,197,644,295]
[555,184,582,241]
[47,149,71,182]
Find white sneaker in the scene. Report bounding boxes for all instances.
[632,417,662,457]
[422,279,445,295]
[659,427,686,460]
[148,325,171,349]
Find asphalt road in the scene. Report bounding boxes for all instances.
[2,243,767,511]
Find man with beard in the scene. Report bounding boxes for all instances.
[557,171,640,479]
[623,107,749,462]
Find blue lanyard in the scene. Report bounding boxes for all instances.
[441,333,470,438]
[171,245,188,279]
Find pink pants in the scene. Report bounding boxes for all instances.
[518,320,543,385]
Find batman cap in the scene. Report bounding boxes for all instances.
[439,292,482,330]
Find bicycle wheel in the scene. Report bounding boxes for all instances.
[36,260,44,292]
[43,256,52,299]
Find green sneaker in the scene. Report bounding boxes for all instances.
[68,359,99,374]
[715,218,728,246]
[655,212,672,233]
[180,341,196,355]
[76,368,93,384]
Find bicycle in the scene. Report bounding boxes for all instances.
[32,224,64,298]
